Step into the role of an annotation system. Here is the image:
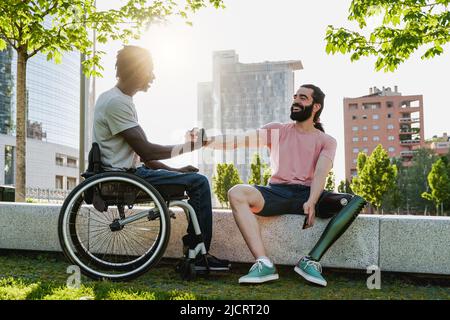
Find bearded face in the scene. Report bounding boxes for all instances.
[290,101,314,122]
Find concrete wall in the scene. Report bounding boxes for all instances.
[1,203,449,275]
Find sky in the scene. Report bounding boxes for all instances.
[96,0,450,184]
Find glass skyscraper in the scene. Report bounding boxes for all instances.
[0,46,14,135]
[0,46,81,190]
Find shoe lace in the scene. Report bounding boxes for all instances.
[305,259,322,274]
[250,260,264,273]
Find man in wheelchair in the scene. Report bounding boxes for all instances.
[204,84,366,287]
[92,45,230,272]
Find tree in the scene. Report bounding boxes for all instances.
[381,157,403,214]
[0,0,224,202]
[351,145,397,213]
[248,153,270,186]
[421,158,450,215]
[212,163,242,208]
[402,148,436,214]
[325,0,450,72]
[325,170,335,191]
[263,166,272,186]
[338,179,354,194]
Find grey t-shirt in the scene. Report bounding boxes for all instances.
[93,87,140,170]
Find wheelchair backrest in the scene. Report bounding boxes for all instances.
[82,142,104,178]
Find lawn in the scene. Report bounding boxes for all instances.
[0,250,449,300]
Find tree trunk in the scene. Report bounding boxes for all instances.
[15,49,27,202]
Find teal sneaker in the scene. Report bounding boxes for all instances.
[238,260,279,284]
[294,256,327,287]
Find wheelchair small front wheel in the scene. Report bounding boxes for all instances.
[58,172,171,281]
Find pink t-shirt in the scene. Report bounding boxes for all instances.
[258,122,337,186]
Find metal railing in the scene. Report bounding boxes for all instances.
[26,187,70,204]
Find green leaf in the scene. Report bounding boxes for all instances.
[0,39,6,51]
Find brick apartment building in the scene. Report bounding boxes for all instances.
[344,86,424,181]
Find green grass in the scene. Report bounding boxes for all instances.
[0,250,449,300]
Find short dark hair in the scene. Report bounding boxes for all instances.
[115,45,152,81]
[301,84,325,132]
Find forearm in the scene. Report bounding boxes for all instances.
[308,174,328,204]
[204,135,238,150]
[308,156,333,204]
[121,126,200,162]
[142,142,198,161]
[205,131,261,150]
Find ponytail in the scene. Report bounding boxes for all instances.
[314,121,324,132]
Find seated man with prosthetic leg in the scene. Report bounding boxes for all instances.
[204,84,366,286]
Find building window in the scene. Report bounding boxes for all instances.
[373,136,380,141]
[351,169,357,177]
[373,114,379,120]
[353,148,359,153]
[55,175,64,190]
[362,125,368,131]
[67,157,77,168]
[362,115,368,120]
[352,137,359,142]
[67,177,77,190]
[387,113,392,118]
[352,115,357,120]
[363,147,369,153]
[363,103,381,110]
[349,104,358,110]
[352,126,359,131]
[4,145,15,185]
[373,125,380,130]
[388,147,395,152]
[353,159,357,164]
[388,136,395,141]
[387,124,394,130]
[387,101,393,108]
[363,136,368,142]
[55,154,64,166]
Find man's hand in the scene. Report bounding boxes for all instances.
[302,200,316,229]
[185,128,207,150]
[177,165,199,173]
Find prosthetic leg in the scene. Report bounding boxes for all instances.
[294,193,366,286]
[309,193,367,261]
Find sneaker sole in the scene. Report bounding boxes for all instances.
[294,266,327,287]
[195,266,230,271]
[238,274,279,284]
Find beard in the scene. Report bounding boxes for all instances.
[290,102,314,122]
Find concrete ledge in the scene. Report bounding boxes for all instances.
[1,202,449,275]
[380,215,450,274]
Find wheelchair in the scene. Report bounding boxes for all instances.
[58,143,207,281]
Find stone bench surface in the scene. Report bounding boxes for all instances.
[1,203,449,275]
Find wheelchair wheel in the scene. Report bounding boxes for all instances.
[58,172,171,281]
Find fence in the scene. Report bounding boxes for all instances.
[26,188,70,204]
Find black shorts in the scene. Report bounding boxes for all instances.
[254,183,331,217]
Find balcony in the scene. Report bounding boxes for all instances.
[400,150,416,157]
[399,128,420,135]
[399,117,420,123]
[400,139,421,145]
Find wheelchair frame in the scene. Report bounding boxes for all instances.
[58,144,208,281]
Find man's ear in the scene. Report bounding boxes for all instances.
[313,103,322,113]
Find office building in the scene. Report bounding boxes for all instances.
[0,47,82,191]
[198,50,302,193]
[343,86,424,181]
